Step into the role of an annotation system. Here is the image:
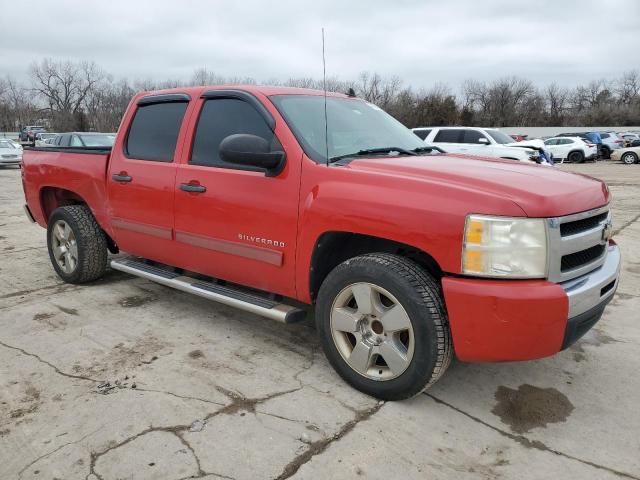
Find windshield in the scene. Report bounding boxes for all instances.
[270,95,424,162]
[80,134,115,147]
[0,140,16,149]
[487,130,517,144]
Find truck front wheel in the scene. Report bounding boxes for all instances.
[47,205,108,284]
[316,253,452,401]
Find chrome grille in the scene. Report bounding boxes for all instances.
[547,205,610,282]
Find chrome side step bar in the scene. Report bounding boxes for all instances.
[110,258,306,323]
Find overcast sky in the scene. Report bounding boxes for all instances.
[2,0,639,90]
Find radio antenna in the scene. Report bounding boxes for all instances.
[322,28,329,167]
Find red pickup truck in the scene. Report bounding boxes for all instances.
[21,86,620,400]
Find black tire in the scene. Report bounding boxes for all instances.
[46,205,108,284]
[567,151,584,163]
[316,253,452,401]
[621,152,638,165]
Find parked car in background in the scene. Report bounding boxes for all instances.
[50,132,116,148]
[557,132,606,158]
[544,137,598,163]
[4,138,23,151]
[611,145,640,164]
[599,132,624,157]
[412,127,542,163]
[0,138,23,167]
[34,132,58,147]
[620,133,640,147]
[19,126,47,143]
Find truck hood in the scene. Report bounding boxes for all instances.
[346,154,609,217]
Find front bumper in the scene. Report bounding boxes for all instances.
[442,242,621,362]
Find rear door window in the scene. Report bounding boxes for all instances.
[433,129,463,143]
[126,101,188,162]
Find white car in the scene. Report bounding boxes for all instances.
[412,127,541,163]
[611,145,640,164]
[0,139,22,167]
[34,132,58,147]
[543,137,598,163]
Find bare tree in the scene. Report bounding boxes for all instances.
[615,70,640,106]
[29,58,104,130]
[545,83,569,124]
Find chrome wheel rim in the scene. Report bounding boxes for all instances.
[51,220,78,274]
[330,282,414,381]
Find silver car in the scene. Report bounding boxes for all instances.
[0,139,22,166]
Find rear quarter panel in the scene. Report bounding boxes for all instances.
[22,149,111,233]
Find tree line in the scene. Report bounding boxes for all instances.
[1,58,639,133]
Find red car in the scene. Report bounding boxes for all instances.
[21,86,621,400]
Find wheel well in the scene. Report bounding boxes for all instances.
[309,232,442,303]
[40,187,86,220]
[40,187,118,253]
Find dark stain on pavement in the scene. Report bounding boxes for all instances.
[119,295,156,308]
[571,329,619,361]
[33,312,55,321]
[492,384,574,434]
[188,349,205,359]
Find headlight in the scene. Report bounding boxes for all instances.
[462,215,547,278]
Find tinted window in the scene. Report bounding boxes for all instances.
[126,102,188,161]
[413,129,431,140]
[544,139,557,145]
[191,98,276,168]
[433,129,463,143]
[462,129,488,144]
[70,135,83,147]
[600,133,610,139]
[58,135,71,147]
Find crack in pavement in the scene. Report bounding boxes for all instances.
[0,340,99,383]
[424,393,640,480]
[135,387,227,408]
[17,426,104,479]
[613,212,640,236]
[85,386,303,480]
[274,401,384,479]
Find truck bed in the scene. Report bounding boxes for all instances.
[22,147,112,229]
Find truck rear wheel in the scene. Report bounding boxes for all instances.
[47,205,108,284]
[316,253,452,400]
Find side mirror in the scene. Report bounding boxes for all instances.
[219,134,285,176]
[478,137,489,144]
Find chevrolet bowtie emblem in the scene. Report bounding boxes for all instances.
[602,222,613,242]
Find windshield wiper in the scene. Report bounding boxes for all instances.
[328,147,418,163]
[411,146,445,154]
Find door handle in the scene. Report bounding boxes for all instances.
[112,173,132,183]
[180,183,206,193]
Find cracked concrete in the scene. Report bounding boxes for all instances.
[1,162,640,479]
